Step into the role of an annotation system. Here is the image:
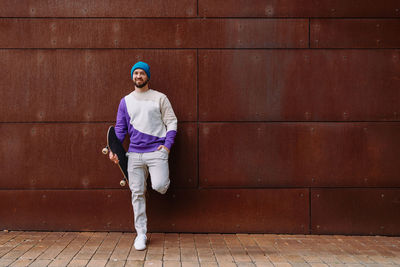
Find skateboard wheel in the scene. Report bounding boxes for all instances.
[102,147,109,154]
[120,180,126,187]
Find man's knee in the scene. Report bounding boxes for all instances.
[151,179,170,194]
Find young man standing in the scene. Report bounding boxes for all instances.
[109,61,177,250]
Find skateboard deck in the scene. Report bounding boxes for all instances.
[102,126,129,187]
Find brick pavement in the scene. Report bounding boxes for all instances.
[0,231,399,266]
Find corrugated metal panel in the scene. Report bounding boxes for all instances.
[0,123,197,189]
[199,49,400,121]
[0,0,196,17]
[199,123,400,187]
[0,189,309,233]
[0,19,308,48]
[199,0,400,17]
[311,19,400,48]
[311,189,400,235]
[0,49,196,122]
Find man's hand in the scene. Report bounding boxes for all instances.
[157,145,170,154]
[109,151,119,164]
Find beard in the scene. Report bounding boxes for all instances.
[134,79,149,88]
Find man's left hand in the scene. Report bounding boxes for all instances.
[157,145,170,154]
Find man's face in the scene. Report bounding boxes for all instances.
[132,69,149,88]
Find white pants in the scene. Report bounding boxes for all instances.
[127,149,170,235]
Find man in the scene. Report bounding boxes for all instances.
[109,61,177,250]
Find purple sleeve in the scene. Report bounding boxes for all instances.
[115,98,128,143]
[164,130,177,150]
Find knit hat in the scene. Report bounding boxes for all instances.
[131,61,150,79]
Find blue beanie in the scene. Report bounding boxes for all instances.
[131,61,150,79]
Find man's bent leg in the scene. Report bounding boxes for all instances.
[127,152,148,236]
[145,150,170,194]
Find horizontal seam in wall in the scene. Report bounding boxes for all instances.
[1,187,400,191]
[1,121,400,124]
[1,47,399,50]
[0,16,399,19]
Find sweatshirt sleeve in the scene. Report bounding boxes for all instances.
[115,98,128,143]
[161,96,178,150]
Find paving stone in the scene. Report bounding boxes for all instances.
[199,262,218,267]
[218,262,237,267]
[109,233,134,261]
[91,232,122,261]
[236,262,256,267]
[164,260,182,267]
[0,258,14,266]
[143,260,162,267]
[105,258,126,267]
[86,259,108,267]
[181,261,200,267]
[48,259,72,267]
[29,259,52,266]
[271,263,292,267]
[253,262,274,267]
[125,260,145,267]
[9,258,33,266]
[67,259,88,266]
[73,232,106,260]
[145,253,163,261]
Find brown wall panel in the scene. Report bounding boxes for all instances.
[199,50,400,121]
[1,0,399,18]
[0,189,309,233]
[0,123,197,189]
[0,0,196,17]
[0,19,308,48]
[199,123,314,187]
[0,189,134,231]
[0,49,196,122]
[310,123,400,187]
[199,123,400,187]
[311,189,400,235]
[311,19,400,48]
[199,0,400,18]
[169,123,198,188]
[148,188,309,233]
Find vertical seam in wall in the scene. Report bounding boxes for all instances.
[197,0,199,17]
[309,188,312,234]
[308,16,311,233]
[196,48,200,189]
[308,18,311,48]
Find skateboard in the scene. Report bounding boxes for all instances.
[102,126,129,187]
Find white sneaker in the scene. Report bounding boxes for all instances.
[134,234,147,250]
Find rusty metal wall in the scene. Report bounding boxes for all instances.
[0,0,399,235]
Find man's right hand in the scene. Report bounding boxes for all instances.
[109,152,119,164]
